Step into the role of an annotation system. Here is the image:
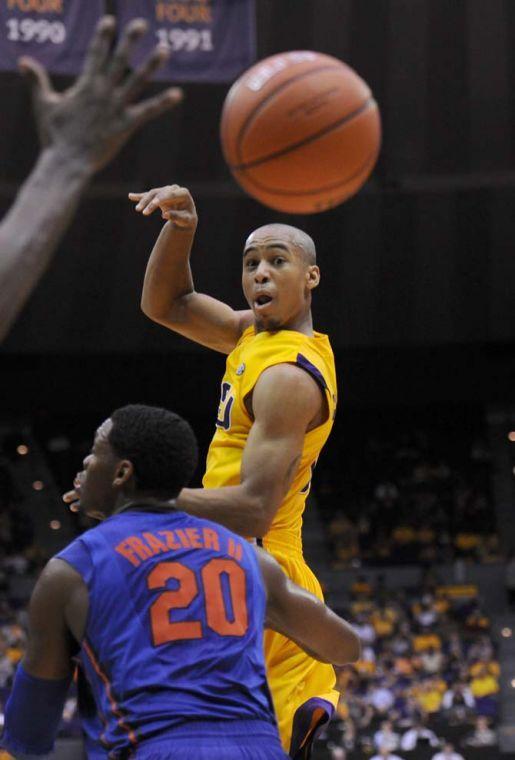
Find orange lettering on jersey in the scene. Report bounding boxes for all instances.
[202,527,220,552]
[142,532,168,555]
[227,537,243,561]
[115,540,141,568]
[185,528,202,548]
[126,536,155,561]
[175,529,191,549]
[159,530,181,550]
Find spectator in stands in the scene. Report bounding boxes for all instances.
[355,646,377,679]
[0,643,14,690]
[347,692,374,731]
[353,612,376,646]
[413,594,439,628]
[464,715,497,747]
[390,623,412,657]
[371,603,397,640]
[370,748,404,760]
[420,645,445,674]
[400,717,439,751]
[367,680,395,717]
[469,663,499,717]
[465,602,491,632]
[412,677,444,716]
[441,681,474,725]
[469,650,499,680]
[373,720,400,752]
[446,630,464,660]
[412,627,442,654]
[327,744,346,760]
[430,742,464,760]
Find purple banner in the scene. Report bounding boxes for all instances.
[0,0,104,75]
[115,0,256,83]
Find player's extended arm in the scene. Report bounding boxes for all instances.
[1,559,86,757]
[133,185,253,354]
[0,16,182,344]
[176,362,322,537]
[257,548,360,666]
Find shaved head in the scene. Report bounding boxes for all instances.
[246,223,317,266]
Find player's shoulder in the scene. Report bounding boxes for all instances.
[236,323,256,348]
[54,518,118,578]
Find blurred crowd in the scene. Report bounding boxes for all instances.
[0,450,80,742]
[316,575,500,760]
[0,409,508,756]
[313,411,496,568]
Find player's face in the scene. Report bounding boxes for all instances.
[73,419,122,519]
[242,233,318,331]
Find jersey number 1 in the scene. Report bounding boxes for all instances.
[147,558,248,646]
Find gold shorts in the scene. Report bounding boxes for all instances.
[262,542,339,752]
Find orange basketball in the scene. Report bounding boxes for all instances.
[220,51,381,214]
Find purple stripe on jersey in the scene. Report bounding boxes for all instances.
[295,354,328,391]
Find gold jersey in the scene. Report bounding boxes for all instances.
[203,325,337,552]
[203,325,339,750]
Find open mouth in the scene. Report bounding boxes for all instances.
[254,294,273,309]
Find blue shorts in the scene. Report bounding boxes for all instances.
[91,720,288,760]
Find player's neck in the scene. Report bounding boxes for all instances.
[255,310,314,336]
[112,495,177,516]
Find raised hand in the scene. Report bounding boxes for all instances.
[129,185,198,229]
[18,16,183,173]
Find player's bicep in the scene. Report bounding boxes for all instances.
[23,560,79,680]
[153,291,253,354]
[240,365,321,519]
[239,412,306,528]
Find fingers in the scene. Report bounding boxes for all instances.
[131,188,161,215]
[119,44,171,104]
[80,15,117,79]
[18,56,55,102]
[126,87,183,130]
[107,18,149,86]
[130,185,189,216]
[63,489,78,504]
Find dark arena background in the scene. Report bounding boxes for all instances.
[1,1,515,758]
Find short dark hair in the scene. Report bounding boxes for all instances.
[109,404,198,496]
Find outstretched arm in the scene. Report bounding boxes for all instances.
[257,548,360,666]
[0,16,182,344]
[132,185,253,354]
[1,559,87,757]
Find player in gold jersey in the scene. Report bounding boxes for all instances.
[129,184,346,757]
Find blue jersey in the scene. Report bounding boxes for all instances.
[57,507,277,757]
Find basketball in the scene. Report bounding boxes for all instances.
[220,51,381,214]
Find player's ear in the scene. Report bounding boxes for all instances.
[306,265,320,290]
[114,460,134,487]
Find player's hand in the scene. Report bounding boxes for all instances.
[128,185,198,229]
[62,478,80,512]
[18,16,183,173]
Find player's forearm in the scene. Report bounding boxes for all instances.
[140,220,197,320]
[177,485,271,537]
[1,662,71,758]
[0,147,92,342]
[272,585,361,666]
